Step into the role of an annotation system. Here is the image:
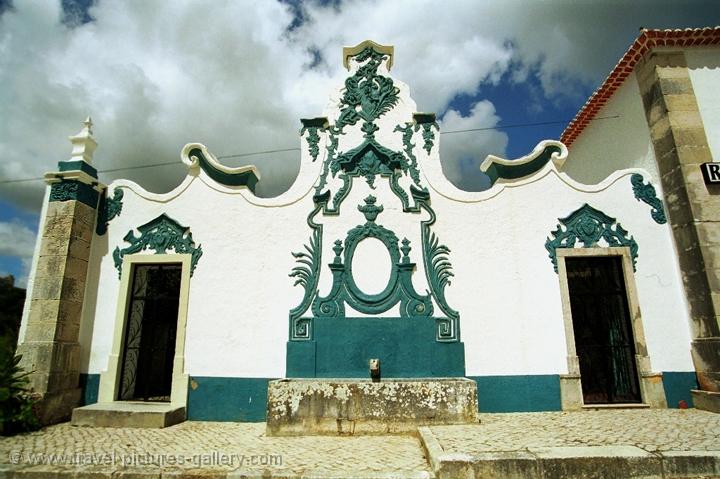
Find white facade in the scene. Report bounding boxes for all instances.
[21,41,703,420]
[562,73,660,185]
[687,47,720,163]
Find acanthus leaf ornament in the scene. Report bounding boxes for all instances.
[631,174,667,224]
[96,188,124,236]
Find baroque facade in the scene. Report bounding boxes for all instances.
[16,31,720,426]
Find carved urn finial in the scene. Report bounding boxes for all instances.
[358,195,384,222]
[67,116,98,164]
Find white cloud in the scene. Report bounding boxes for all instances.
[0,0,335,208]
[0,220,36,287]
[0,220,36,258]
[439,101,508,191]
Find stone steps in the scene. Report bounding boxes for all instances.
[71,402,185,428]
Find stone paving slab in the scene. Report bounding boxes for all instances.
[1,409,719,478]
[425,409,720,478]
[430,409,720,454]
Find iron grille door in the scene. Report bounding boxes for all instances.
[118,263,181,401]
[566,256,641,404]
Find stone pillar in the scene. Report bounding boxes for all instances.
[16,118,103,424]
[636,51,720,412]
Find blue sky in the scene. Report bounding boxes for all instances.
[0,0,717,286]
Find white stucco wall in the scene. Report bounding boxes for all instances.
[77,51,694,384]
[687,47,720,163]
[562,73,660,186]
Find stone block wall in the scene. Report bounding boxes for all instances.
[17,196,96,424]
[636,50,720,404]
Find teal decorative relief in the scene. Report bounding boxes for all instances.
[545,204,639,273]
[419,198,460,342]
[186,146,259,192]
[317,135,425,214]
[113,214,203,277]
[301,118,327,163]
[483,143,563,185]
[413,113,438,154]
[312,196,434,319]
[312,43,424,216]
[336,47,399,129]
[332,140,408,188]
[49,179,99,209]
[631,174,667,224]
[287,42,463,381]
[96,188,124,235]
[289,198,324,341]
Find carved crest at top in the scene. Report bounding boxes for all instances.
[336,41,399,130]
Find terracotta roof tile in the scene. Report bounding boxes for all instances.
[561,27,720,147]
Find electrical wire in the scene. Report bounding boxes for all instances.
[0,114,620,186]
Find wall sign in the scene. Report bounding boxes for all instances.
[701,162,720,185]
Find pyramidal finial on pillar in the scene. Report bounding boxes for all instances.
[68,116,98,164]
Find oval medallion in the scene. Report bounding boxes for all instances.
[351,237,392,295]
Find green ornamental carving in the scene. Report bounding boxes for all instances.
[49,180,80,202]
[289,43,460,344]
[394,122,426,198]
[319,137,422,214]
[301,118,327,163]
[106,188,124,221]
[312,196,433,319]
[113,213,203,278]
[332,141,407,188]
[336,47,399,130]
[419,196,460,341]
[314,129,339,197]
[312,45,432,216]
[631,174,667,224]
[305,128,321,162]
[49,179,99,208]
[289,199,325,340]
[96,188,124,236]
[413,113,439,154]
[545,204,639,273]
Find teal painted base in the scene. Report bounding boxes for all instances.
[470,375,562,412]
[187,377,272,422]
[79,373,100,406]
[78,371,698,421]
[662,371,698,408]
[286,317,465,378]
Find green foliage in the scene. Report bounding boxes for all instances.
[0,337,39,435]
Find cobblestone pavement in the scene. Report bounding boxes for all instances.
[0,422,431,477]
[432,409,720,456]
[1,409,719,478]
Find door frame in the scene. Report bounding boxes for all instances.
[98,253,191,408]
[556,247,667,409]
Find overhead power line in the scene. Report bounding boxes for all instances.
[439,115,620,134]
[0,114,621,186]
[217,147,301,160]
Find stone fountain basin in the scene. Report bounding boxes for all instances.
[265,378,478,436]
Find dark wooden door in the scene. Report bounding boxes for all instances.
[118,264,181,401]
[566,256,641,404]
